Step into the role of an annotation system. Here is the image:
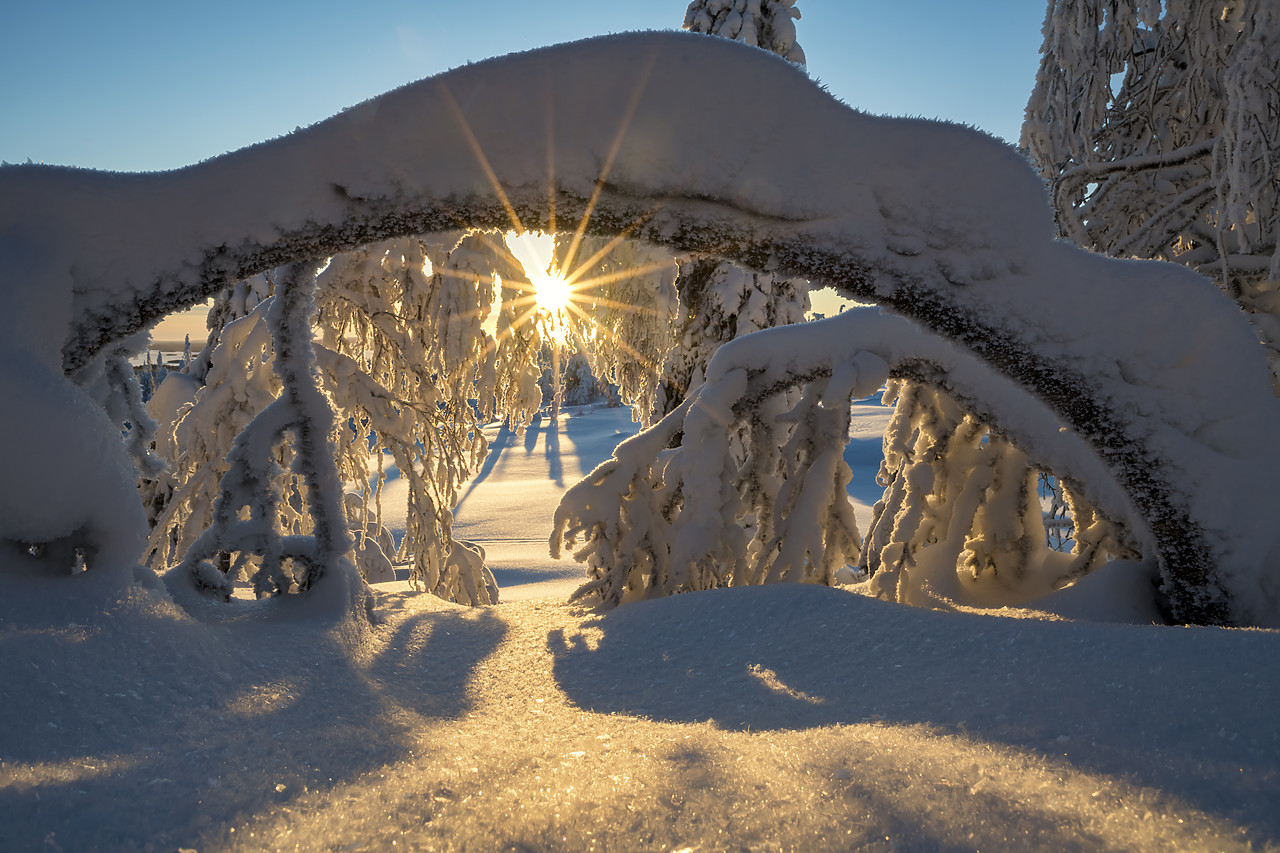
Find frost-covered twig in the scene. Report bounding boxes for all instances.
[314,235,506,605]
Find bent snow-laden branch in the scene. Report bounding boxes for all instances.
[2,32,1278,624]
[554,309,1141,610]
[171,261,357,601]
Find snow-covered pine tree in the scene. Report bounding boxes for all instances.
[659,0,811,418]
[139,350,155,402]
[683,0,806,64]
[561,351,606,407]
[1023,0,1280,374]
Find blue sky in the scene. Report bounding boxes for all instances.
[2,2,1047,173]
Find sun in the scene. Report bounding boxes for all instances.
[532,268,573,313]
[508,232,575,314]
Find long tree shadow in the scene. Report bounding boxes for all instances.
[544,416,563,487]
[842,432,888,509]
[549,584,1280,842]
[561,407,639,474]
[0,585,506,852]
[487,565,582,587]
[515,413,563,486]
[454,421,517,512]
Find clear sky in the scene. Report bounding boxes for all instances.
[2,2,1047,173]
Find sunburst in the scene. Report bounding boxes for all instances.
[507,232,572,313]
[437,45,681,385]
[532,268,573,314]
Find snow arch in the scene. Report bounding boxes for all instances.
[2,31,1278,624]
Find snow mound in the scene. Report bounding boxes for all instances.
[0,343,145,577]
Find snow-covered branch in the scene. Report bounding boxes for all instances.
[169,261,360,604]
[1054,139,1217,189]
[556,307,1149,610]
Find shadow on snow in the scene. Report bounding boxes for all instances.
[548,584,1280,841]
[0,583,507,851]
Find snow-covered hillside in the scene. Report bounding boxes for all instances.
[2,408,1277,852]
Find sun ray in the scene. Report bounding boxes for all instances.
[559,260,676,294]
[562,301,661,375]
[434,267,488,286]
[501,293,542,312]
[561,226,642,286]
[567,293,662,318]
[558,45,662,276]
[470,230,520,263]
[456,303,544,379]
[427,275,501,325]
[545,82,558,240]
[558,200,669,289]
[501,304,543,336]
[437,80,526,236]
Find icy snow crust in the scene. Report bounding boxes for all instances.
[1,31,1276,622]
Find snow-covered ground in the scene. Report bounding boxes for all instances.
[2,406,1278,852]
[451,406,643,601]
[375,402,889,603]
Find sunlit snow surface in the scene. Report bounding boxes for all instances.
[2,408,1277,852]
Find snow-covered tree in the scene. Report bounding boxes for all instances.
[554,331,882,605]
[142,275,273,553]
[167,261,359,603]
[310,232,516,604]
[137,350,156,402]
[148,235,526,605]
[563,352,593,406]
[553,309,1145,611]
[144,298,277,568]
[857,379,1139,607]
[1023,0,1280,372]
[683,0,806,64]
[658,0,811,417]
[73,337,164,489]
[658,261,809,418]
